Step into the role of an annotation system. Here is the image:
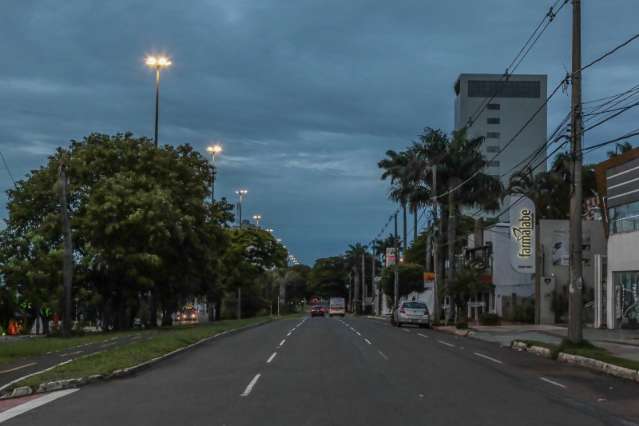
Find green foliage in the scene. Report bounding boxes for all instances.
[309,256,348,298]
[0,133,287,331]
[380,263,424,297]
[479,312,501,326]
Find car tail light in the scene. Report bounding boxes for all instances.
[399,307,405,314]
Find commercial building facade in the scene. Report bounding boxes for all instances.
[596,149,639,329]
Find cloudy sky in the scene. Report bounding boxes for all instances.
[1,1,638,264]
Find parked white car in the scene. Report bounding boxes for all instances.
[391,301,431,328]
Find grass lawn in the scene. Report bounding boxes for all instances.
[0,330,142,367]
[15,316,270,389]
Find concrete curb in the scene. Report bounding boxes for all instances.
[557,352,639,383]
[510,340,553,358]
[433,326,471,337]
[0,319,273,400]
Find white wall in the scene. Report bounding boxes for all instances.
[607,230,639,328]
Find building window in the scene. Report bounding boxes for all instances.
[609,200,639,234]
[487,132,500,139]
[487,160,500,167]
[487,117,500,124]
[612,271,639,326]
[468,80,541,98]
[487,103,501,110]
[486,146,500,153]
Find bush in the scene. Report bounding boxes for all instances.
[513,303,534,323]
[479,313,501,326]
[456,321,468,330]
[381,263,424,297]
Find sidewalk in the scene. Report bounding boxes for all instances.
[467,324,639,361]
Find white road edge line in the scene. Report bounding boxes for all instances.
[437,340,455,348]
[0,389,79,423]
[266,352,277,364]
[364,338,372,345]
[377,350,389,360]
[240,373,262,397]
[417,333,429,338]
[402,329,411,333]
[0,362,37,375]
[279,339,286,347]
[540,377,567,389]
[473,352,503,364]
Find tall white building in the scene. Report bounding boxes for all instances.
[454,74,548,199]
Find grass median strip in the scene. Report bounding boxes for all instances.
[520,339,639,371]
[12,317,269,391]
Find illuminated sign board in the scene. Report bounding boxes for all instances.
[509,196,536,273]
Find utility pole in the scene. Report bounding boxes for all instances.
[361,253,366,313]
[568,0,583,344]
[393,212,400,309]
[371,251,376,315]
[59,162,73,337]
[431,164,440,325]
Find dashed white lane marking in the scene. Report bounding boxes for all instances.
[279,339,286,347]
[59,350,84,357]
[241,374,262,397]
[364,338,372,345]
[417,333,429,339]
[377,350,389,360]
[0,389,79,423]
[0,362,37,375]
[266,352,277,364]
[473,352,503,365]
[437,340,455,348]
[540,377,567,389]
[402,329,411,333]
[355,331,362,336]
[286,332,292,337]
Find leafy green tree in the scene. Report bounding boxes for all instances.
[380,263,424,298]
[308,257,348,299]
[0,133,230,331]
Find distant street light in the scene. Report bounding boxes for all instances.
[206,144,223,202]
[235,189,248,228]
[252,214,262,227]
[145,55,172,148]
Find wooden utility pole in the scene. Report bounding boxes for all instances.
[361,253,366,313]
[568,0,583,343]
[431,165,441,325]
[59,162,73,337]
[393,212,400,308]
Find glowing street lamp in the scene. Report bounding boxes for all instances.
[252,214,262,227]
[145,54,172,148]
[206,144,223,202]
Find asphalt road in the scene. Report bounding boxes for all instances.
[2,316,639,426]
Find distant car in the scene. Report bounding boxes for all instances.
[392,301,430,328]
[320,304,329,315]
[328,297,346,317]
[176,307,198,322]
[310,305,325,317]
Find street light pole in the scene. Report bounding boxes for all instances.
[235,189,248,228]
[207,144,222,203]
[393,212,399,309]
[252,214,262,228]
[145,55,172,148]
[431,164,441,325]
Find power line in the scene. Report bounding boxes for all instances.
[0,150,16,188]
[582,128,639,154]
[579,32,639,73]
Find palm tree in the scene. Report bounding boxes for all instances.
[413,128,502,322]
[607,141,633,158]
[379,151,414,253]
[345,243,367,314]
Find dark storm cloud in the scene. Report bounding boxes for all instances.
[1,0,638,263]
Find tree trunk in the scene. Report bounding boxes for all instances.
[149,290,158,328]
[402,202,408,254]
[437,210,447,324]
[353,266,360,315]
[446,179,459,323]
[413,205,418,243]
